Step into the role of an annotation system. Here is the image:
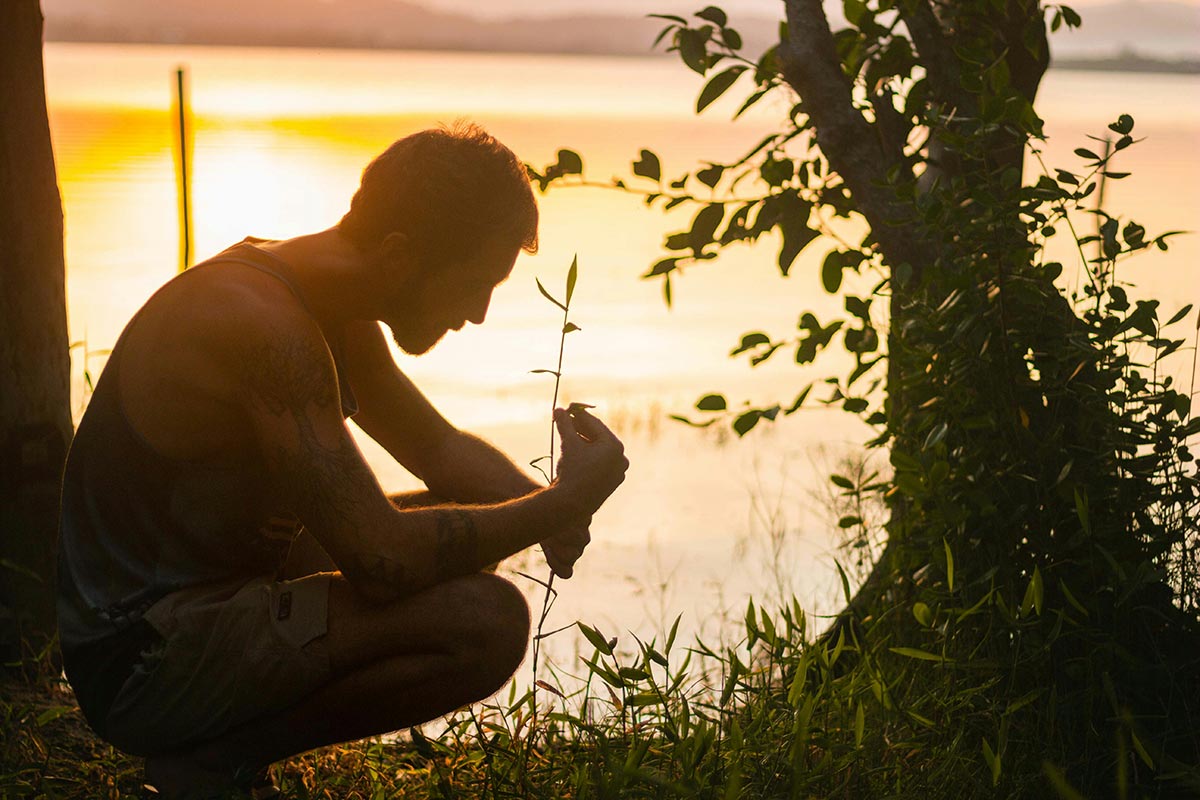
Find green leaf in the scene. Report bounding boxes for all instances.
[944,538,955,592]
[844,0,869,27]
[565,255,578,305]
[785,385,812,413]
[831,474,854,490]
[633,149,662,182]
[627,692,663,708]
[854,701,865,747]
[696,6,727,27]
[1061,5,1082,27]
[677,27,710,74]
[556,149,583,175]
[733,410,761,436]
[1166,304,1193,326]
[697,66,746,113]
[1032,566,1044,615]
[690,203,725,251]
[1074,147,1100,161]
[1108,113,1135,135]
[577,622,614,656]
[889,647,950,662]
[696,163,725,188]
[644,257,678,278]
[761,156,794,187]
[843,397,869,414]
[696,393,728,412]
[982,737,1001,786]
[536,278,566,311]
[913,602,933,627]
[562,322,581,334]
[722,27,743,50]
[821,250,844,293]
[1005,688,1045,715]
[731,332,771,355]
[35,706,73,726]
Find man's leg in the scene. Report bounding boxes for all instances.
[146,569,530,796]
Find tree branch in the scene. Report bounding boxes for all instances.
[778,0,932,275]
[896,0,972,115]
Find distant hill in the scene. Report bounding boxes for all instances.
[40,0,777,56]
[41,0,1200,63]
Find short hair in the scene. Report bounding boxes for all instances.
[338,123,538,263]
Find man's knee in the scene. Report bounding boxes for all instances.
[461,573,530,683]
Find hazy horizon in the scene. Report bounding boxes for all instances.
[411,0,1200,20]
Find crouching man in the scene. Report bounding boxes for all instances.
[56,123,627,798]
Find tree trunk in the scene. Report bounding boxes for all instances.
[0,0,71,672]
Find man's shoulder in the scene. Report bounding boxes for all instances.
[182,263,319,346]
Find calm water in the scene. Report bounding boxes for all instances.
[43,44,1200,667]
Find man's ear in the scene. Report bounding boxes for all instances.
[374,231,417,283]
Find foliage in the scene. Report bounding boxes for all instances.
[527,1,1200,795]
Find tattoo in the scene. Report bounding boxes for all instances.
[435,508,480,580]
[239,327,389,585]
[348,552,407,598]
[243,333,338,417]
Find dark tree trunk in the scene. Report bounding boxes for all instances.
[0,0,71,672]
[777,0,1055,639]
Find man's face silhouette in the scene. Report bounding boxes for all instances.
[386,239,519,355]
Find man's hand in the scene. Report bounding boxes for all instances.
[543,406,627,577]
[541,516,591,579]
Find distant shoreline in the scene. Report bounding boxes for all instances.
[1053,55,1200,75]
[43,34,1200,76]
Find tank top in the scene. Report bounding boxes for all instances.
[56,240,358,663]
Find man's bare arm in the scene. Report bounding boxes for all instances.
[232,310,613,602]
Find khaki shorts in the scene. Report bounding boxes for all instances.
[103,572,334,755]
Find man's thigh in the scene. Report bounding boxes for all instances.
[103,572,335,756]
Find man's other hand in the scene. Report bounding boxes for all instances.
[553,406,628,515]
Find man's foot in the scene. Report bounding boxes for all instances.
[144,751,276,800]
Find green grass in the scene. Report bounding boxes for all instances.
[2,600,1126,800]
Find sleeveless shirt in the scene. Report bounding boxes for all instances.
[57,240,358,666]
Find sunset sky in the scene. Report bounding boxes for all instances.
[419,0,1200,19]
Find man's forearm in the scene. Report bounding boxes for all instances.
[423,429,540,504]
[344,485,575,603]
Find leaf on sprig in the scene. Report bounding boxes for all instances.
[530,369,560,376]
[563,322,581,334]
[566,255,579,305]
[578,622,614,655]
[697,66,746,113]
[556,149,583,175]
[633,149,662,182]
[567,402,596,412]
[535,679,565,698]
[536,277,567,311]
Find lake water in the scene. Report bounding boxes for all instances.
[42,43,1200,670]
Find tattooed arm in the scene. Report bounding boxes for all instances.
[229,306,597,603]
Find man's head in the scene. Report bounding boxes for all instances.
[338,123,538,353]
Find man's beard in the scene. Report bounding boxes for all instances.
[390,321,445,355]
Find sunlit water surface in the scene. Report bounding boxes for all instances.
[43,43,1200,676]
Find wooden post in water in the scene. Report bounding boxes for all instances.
[173,66,192,272]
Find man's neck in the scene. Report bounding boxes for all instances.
[254,228,369,335]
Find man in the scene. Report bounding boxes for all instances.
[56,123,628,797]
